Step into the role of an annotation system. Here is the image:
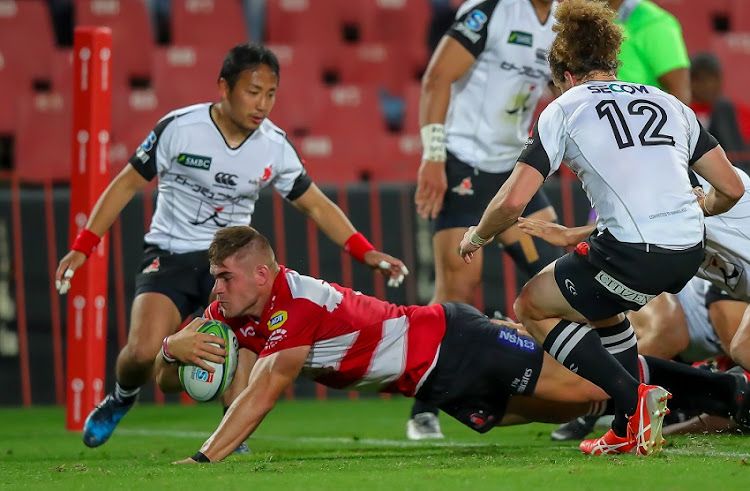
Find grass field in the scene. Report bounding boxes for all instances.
[3,398,750,489]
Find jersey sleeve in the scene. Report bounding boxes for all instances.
[272,138,313,201]
[128,113,178,181]
[632,16,689,79]
[517,103,567,179]
[445,0,501,58]
[259,300,322,358]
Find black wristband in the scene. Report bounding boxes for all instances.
[192,451,211,463]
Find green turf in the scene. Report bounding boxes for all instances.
[2,398,750,489]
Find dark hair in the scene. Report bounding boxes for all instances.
[218,44,280,89]
[548,0,623,83]
[209,226,277,268]
[690,52,722,78]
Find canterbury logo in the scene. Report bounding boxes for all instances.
[214,172,238,187]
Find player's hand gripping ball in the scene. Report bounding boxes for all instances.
[179,321,239,402]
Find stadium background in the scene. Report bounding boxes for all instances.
[0,0,748,407]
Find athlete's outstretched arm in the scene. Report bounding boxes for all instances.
[458,163,544,263]
[691,146,744,216]
[415,36,476,220]
[174,345,309,464]
[291,184,409,285]
[55,164,150,293]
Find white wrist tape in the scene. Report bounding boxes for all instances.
[420,123,447,162]
[469,230,490,247]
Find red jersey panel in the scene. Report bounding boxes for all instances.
[204,266,445,396]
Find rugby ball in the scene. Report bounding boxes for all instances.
[179,321,239,402]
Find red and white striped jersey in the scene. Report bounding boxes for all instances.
[204,266,446,396]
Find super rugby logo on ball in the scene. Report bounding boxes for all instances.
[179,321,238,402]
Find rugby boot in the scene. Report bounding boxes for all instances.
[579,428,635,455]
[628,384,672,455]
[406,412,444,440]
[82,392,136,448]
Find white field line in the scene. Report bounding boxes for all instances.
[118,428,750,458]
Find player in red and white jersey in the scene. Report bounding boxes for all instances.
[150,226,750,464]
[55,44,409,451]
[203,265,446,396]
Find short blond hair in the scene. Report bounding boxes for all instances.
[208,226,276,268]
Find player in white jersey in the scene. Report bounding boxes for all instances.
[521,168,750,364]
[521,168,750,440]
[143,227,750,464]
[409,0,565,440]
[458,0,744,455]
[53,45,409,449]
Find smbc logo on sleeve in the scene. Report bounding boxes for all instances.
[177,153,212,170]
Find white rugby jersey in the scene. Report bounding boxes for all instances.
[204,266,447,397]
[128,104,312,253]
[675,277,723,363]
[518,81,719,247]
[696,169,750,302]
[445,0,558,173]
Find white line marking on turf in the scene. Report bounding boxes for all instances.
[119,429,750,457]
[118,429,491,448]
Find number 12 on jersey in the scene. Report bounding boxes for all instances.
[596,99,676,150]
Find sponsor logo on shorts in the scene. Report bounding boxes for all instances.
[268,310,288,330]
[510,368,535,393]
[142,257,160,274]
[518,368,534,393]
[451,177,474,196]
[192,368,214,383]
[564,279,577,296]
[177,153,212,170]
[497,326,537,353]
[508,30,533,47]
[595,271,655,306]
